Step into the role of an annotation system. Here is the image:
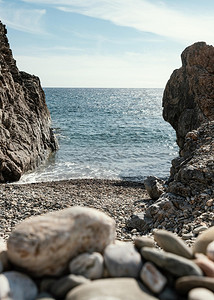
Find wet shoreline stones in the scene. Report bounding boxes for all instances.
[0,207,214,299]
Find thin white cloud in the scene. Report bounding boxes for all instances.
[21,0,63,3]
[21,0,214,44]
[0,1,46,34]
[15,51,179,88]
[28,45,87,54]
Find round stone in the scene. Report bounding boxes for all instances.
[134,236,154,250]
[154,229,193,259]
[141,247,202,277]
[176,276,214,294]
[193,226,214,255]
[194,253,214,277]
[104,242,142,277]
[140,262,167,294]
[207,241,214,261]
[0,271,38,300]
[66,278,158,300]
[36,292,55,300]
[193,226,208,235]
[188,288,214,300]
[69,252,104,279]
[50,274,90,299]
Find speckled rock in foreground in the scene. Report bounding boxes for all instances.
[7,206,116,277]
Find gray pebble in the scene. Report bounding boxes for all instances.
[154,229,193,259]
[188,288,214,300]
[104,242,142,277]
[134,236,154,250]
[69,252,103,279]
[0,271,38,300]
[141,247,202,277]
[36,292,56,300]
[50,274,90,299]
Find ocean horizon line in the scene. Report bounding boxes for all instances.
[43,86,165,90]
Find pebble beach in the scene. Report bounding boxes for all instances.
[0,179,151,242]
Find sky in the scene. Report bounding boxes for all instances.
[0,0,214,88]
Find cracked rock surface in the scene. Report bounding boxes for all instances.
[0,21,57,182]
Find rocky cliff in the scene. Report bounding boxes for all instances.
[163,42,214,149]
[0,21,57,182]
[163,42,214,185]
[127,42,214,239]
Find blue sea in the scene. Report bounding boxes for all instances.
[19,88,178,183]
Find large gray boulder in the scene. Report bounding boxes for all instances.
[0,21,57,182]
[7,206,116,277]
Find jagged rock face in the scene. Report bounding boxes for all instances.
[163,42,214,193]
[0,21,57,182]
[128,121,214,236]
[168,121,214,197]
[162,42,214,149]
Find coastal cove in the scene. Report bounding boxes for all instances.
[1,9,214,298]
[19,88,178,184]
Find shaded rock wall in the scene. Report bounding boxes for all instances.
[168,121,214,197]
[162,42,214,149]
[0,21,57,182]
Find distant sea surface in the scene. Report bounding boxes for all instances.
[19,88,178,183]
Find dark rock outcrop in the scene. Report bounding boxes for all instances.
[0,21,57,182]
[163,42,214,189]
[168,121,214,197]
[163,42,214,149]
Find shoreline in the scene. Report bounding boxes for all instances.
[1,178,151,241]
[3,177,212,247]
